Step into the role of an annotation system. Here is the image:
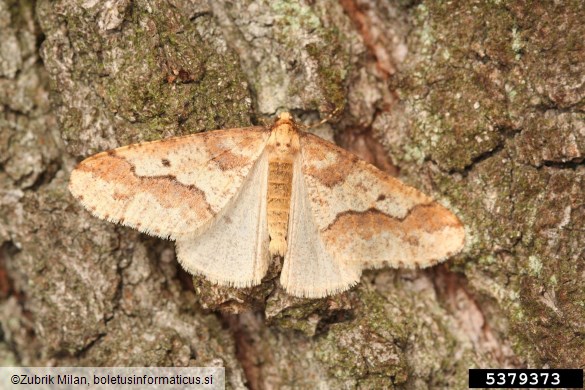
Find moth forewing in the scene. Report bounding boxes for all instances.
[296,132,466,270]
[68,127,270,240]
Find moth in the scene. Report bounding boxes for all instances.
[69,113,465,298]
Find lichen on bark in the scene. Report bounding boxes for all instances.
[1,0,584,389]
[386,0,585,371]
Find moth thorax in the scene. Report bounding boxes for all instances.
[268,124,300,161]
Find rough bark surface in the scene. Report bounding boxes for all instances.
[1,0,583,389]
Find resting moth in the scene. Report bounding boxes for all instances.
[69,113,465,298]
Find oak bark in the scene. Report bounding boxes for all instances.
[1,1,583,389]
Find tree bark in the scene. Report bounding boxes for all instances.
[1,0,583,389]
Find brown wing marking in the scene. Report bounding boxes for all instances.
[299,132,465,269]
[69,127,270,239]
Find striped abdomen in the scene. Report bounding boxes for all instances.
[267,159,294,257]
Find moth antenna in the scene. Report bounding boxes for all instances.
[303,106,343,130]
[259,116,272,127]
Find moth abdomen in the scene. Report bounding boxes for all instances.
[267,160,294,257]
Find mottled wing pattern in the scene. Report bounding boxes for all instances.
[69,127,270,240]
[297,132,465,274]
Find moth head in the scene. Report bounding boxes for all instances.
[269,113,300,156]
[277,112,293,122]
